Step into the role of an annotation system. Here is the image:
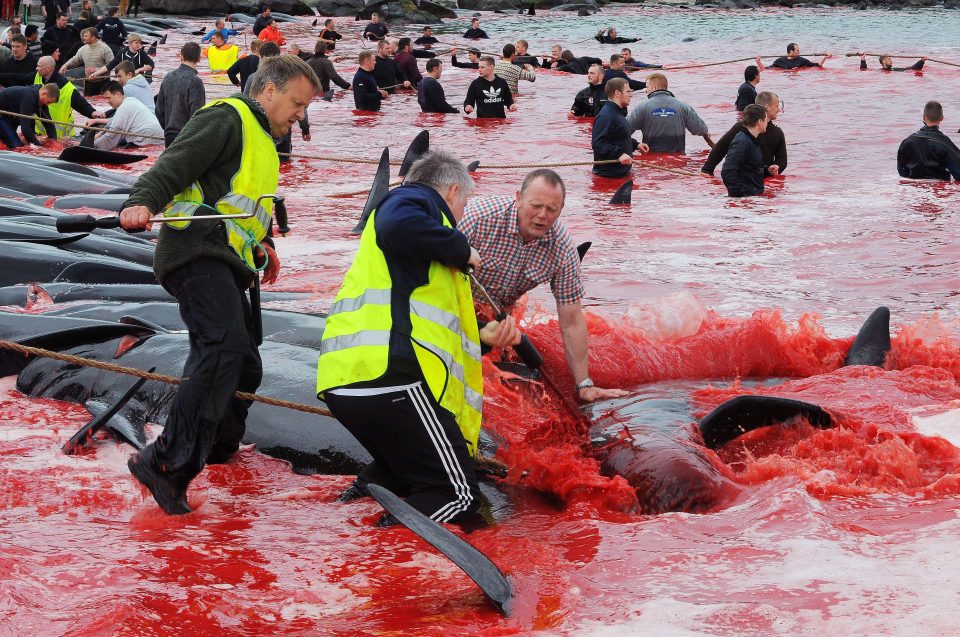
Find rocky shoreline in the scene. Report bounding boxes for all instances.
[135,0,960,23]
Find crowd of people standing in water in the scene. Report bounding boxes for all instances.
[0,4,958,523]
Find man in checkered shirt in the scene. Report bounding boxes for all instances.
[460,169,628,403]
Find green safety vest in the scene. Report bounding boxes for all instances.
[316,208,485,456]
[34,74,76,139]
[163,97,278,271]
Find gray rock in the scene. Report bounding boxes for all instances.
[143,0,312,15]
[458,0,520,9]
[309,0,365,16]
[946,0,960,8]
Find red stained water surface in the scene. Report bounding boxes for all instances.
[4,7,960,634]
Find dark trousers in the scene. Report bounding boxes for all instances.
[325,381,481,523]
[0,118,23,148]
[163,130,178,148]
[140,258,263,490]
[129,0,141,16]
[276,130,292,163]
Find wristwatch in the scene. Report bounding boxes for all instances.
[575,377,594,391]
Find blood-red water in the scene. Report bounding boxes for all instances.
[4,7,960,634]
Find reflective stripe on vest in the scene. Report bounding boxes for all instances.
[163,98,278,271]
[35,74,75,139]
[207,44,239,72]
[316,207,485,454]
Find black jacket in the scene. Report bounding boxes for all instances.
[106,46,155,80]
[721,129,765,197]
[602,68,644,91]
[352,67,381,112]
[897,125,960,181]
[307,54,350,92]
[463,28,489,39]
[369,183,472,381]
[570,83,606,117]
[0,85,59,145]
[418,76,458,113]
[97,16,127,47]
[735,81,757,111]
[41,25,78,48]
[592,101,637,178]
[557,56,602,75]
[0,70,97,118]
[703,120,787,176]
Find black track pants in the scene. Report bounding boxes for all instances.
[326,381,481,523]
[141,258,263,490]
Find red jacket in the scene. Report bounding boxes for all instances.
[259,25,286,46]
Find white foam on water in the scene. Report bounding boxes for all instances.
[910,402,960,448]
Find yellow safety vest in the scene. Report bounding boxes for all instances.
[163,98,278,271]
[35,75,76,139]
[316,207,485,456]
[207,44,239,72]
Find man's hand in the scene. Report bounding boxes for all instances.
[619,153,632,165]
[91,110,106,118]
[403,80,411,88]
[478,316,521,349]
[467,246,481,269]
[450,46,458,55]
[858,51,866,58]
[258,243,281,285]
[638,142,650,154]
[767,165,780,177]
[119,205,153,231]
[703,133,715,149]
[85,67,97,77]
[579,385,629,403]
[523,63,534,71]
[302,132,311,141]
[508,104,517,112]
[378,89,388,97]
[754,55,762,65]
[464,105,474,114]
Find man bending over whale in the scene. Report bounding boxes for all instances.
[118,55,321,515]
[460,170,628,403]
[317,151,520,526]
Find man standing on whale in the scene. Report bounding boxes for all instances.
[118,55,321,515]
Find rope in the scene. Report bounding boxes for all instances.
[0,112,698,176]
[0,338,334,417]
[664,53,831,71]
[328,178,404,198]
[0,337,511,477]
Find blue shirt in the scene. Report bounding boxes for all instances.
[201,27,241,43]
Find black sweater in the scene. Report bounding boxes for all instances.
[592,100,637,178]
[735,81,757,111]
[418,76,459,113]
[860,58,924,71]
[451,54,478,69]
[463,28,489,39]
[227,54,259,91]
[770,56,819,69]
[123,94,277,288]
[373,54,402,93]
[463,75,512,118]
[557,56,602,75]
[702,120,787,176]
[98,17,127,47]
[352,67,381,112]
[721,129,765,197]
[602,68,644,91]
[307,54,350,92]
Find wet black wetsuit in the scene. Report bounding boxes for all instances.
[897,125,960,180]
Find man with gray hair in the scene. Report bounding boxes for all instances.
[118,55,321,515]
[317,150,520,527]
[459,170,628,403]
[701,90,786,177]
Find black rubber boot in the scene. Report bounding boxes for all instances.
[127,453,192,515]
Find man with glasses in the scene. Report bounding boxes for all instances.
[701,91,786,178]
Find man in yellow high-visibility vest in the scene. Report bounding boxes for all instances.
[118,56,321,515]
[317,151,520,527]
